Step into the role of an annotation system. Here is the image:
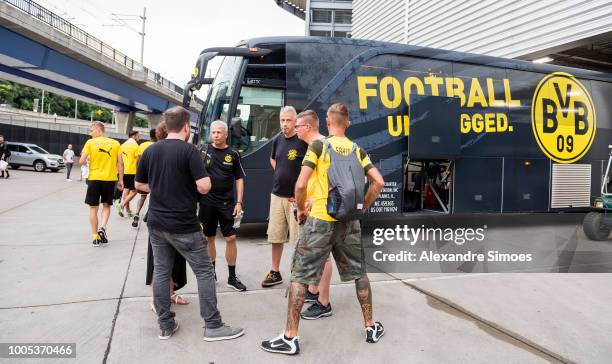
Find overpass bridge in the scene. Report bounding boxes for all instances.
[0,0,202,133]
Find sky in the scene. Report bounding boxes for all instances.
[36,0,305,86]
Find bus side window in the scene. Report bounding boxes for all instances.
[233,86,284,155]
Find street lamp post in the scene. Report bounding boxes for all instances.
[140,8,146,65]
[103,7,147,65]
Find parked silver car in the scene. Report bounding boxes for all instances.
[6,142,65,172]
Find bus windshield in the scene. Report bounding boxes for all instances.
[199,56,243,144]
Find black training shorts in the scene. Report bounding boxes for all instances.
[85,180,116,206]
[123,174,136,190]
[199,203,236,237]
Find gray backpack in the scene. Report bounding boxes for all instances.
[323,139,366,222]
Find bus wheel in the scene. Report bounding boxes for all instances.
[583,212,611,241]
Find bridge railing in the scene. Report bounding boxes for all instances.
[3,0,185,98]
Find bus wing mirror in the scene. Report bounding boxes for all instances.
[183,52,218,107]
[230,117,242,138]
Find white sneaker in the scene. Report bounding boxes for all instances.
[66,179,72,182]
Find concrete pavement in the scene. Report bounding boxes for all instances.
[1,168,611,363]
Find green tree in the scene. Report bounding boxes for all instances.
[0,80,13,104]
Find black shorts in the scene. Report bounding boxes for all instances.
[199,203,236,237]
[85,180,116,206]
[123,174,135,190]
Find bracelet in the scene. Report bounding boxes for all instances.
[236,202,243,205]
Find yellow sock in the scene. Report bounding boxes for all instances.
[93,233,100,240]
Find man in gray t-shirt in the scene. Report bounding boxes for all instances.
[63,144,75,181]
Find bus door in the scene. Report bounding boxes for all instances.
[403,96,461,213]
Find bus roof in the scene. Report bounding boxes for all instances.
[236,36,612,83]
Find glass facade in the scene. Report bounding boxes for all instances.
[275,0,352,38]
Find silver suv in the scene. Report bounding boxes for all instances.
[6,142,65,172]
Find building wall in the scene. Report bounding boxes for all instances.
[353,0,612,58]
[306,0,353,37]
[353,0,405,43]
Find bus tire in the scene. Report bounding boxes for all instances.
[583,212,611,241]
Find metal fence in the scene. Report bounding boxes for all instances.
[3,0,184,97]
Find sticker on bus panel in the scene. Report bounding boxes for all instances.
[531,72,596,164]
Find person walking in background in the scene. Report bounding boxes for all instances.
[132,128,157,228]
[0,135,11,179]
[63,144,75,181]
[80,156,89,183]
[80,122,123,247]
[261,106,308,288]
[199,120,247,292]
[136,106,244,341]
[116,131,140,218]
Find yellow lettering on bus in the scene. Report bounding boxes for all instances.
[357,76,378,109]
[486,78,504,107]
[460,114,471,133]
[403,77,425,104]
[467,78,488,107]
[380,76,402,109]
[446,77,466,106]
[424,75,443,96]
[503,79,521,107]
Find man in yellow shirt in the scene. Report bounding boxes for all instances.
[261,103,385,355]
[132,128,156,227]
[80,122,124,247]
[116,131,140,218]
[293,110,334,320]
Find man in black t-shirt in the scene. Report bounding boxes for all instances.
[261,106,308,288]
[199,120,247,292]
[135,106,244,341]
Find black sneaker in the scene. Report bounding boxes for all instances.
[227,276,247,291]
[301,300,332,320]
[366,321,385,343]
[305,289,319,303]
[158,321,179,340]
[98,227,108,245]
[261,334,300,355]
[261,270,283,287]
[131,215,139,228]
[92,237,101,247]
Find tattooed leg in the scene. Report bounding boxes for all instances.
[355,275,374,327]
[285,282,307,337]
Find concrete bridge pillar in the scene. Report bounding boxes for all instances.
[115,111,135,135]
[147,113,164,129]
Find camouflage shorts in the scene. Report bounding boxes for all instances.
[290,216,365,285]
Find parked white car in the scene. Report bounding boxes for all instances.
[6,142,65,172]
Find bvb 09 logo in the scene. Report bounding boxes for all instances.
[532,72,596,164]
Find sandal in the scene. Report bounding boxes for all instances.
[150,302,157,315]
[171,293,189,305]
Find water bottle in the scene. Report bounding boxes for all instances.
[233,210,244,229]
[289,197,297,222]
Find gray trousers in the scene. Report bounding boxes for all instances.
[65,163,73,179]
[149,228,223,330]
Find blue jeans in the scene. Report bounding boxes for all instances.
[149,228,223,330]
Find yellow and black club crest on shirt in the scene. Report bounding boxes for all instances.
[287,149,298,161]
[224,154,233,163]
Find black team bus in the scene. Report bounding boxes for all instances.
[183,37,612,240]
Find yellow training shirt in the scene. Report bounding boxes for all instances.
[302,136,373,221]
[82,136,121,181]
[137,141,153,157]
[121,139,139,175]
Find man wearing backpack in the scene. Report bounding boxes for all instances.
[261,103,385,355]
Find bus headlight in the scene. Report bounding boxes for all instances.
[594,199,604,208]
